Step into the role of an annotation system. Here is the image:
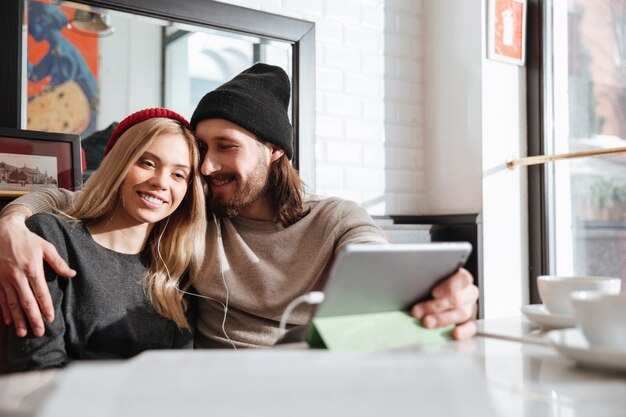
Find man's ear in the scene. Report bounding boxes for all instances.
[269,146,285,163]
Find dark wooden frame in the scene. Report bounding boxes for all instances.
[0,0,316,187]
[0,127,82,205]
[0,1,24,130]
[526,0,548,304]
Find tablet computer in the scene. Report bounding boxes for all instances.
[313,242,472,318]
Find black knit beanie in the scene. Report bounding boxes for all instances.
[190,63,293,159]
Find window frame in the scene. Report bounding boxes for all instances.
[526,0,549,304]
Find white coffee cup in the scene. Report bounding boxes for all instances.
[571,291,626,351]
[537,275,621,315]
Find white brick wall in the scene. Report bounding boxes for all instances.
[219,0,424,215]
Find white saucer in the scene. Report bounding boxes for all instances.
[520,304,576,329]
[548,328,626,372]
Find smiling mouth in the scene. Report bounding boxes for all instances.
[139,192,166,206]
[209,174,237,187]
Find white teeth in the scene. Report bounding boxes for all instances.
[140,193,164,205]
[212,178,232,186]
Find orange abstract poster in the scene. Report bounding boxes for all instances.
[488,0,527,65]
[27,1,99,136]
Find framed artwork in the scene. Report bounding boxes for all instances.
[0,127,82,198]
[487,0,527,66]
[26,0,99,137]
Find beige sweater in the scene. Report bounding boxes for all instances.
[8,191,387,348]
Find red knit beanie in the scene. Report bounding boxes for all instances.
[104,108,191,156]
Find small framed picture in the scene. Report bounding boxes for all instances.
[0,127,82,198]
[488,0,527,66]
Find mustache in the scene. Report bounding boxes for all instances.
[205,172,238,182]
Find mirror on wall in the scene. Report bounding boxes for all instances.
[23,0,293,174]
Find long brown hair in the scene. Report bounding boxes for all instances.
[65,118,206,329]
[268,155,307,226]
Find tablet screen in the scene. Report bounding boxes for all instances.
[313,242,472,318]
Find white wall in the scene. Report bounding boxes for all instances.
[422,0,528,317]
[480,1,529,317]
[220,0,425,215]
[422,0,483,215]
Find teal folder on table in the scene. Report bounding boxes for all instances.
[306,310,454,352]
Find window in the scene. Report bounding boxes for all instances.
[528,0,626,301]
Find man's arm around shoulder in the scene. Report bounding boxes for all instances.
[0,193,76,338]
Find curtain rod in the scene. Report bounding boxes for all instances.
[506,146,626,170]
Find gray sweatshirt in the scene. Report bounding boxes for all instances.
[4,213,194,372]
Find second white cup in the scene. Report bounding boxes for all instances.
[571,291,626,351]
[537,275,621,315]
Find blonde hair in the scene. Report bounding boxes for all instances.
[65,118,206,329]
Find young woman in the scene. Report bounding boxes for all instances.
[4,108,206,372]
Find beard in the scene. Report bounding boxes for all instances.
[207,157,271,218]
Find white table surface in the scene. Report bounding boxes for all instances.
[1,316,625,417]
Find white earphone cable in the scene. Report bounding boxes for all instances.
[156,215,237,350]
[278,291,325,335]
[157,215,325,348]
